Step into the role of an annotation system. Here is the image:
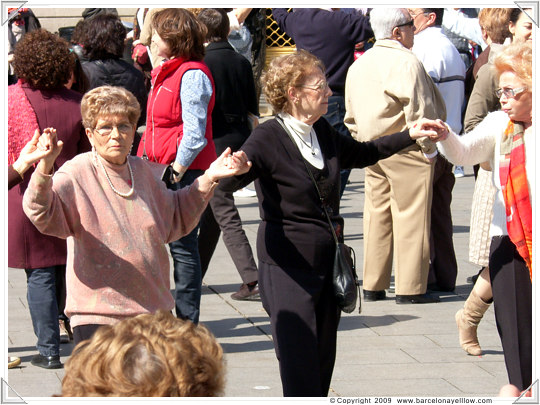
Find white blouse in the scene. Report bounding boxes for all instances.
[278,112,324,169]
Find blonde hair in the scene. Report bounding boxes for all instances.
[81,86,141,130]
[261,49,325,114]
[60,311,225,397]
[494,41,532,88]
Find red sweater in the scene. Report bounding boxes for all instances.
[138,57,216,169]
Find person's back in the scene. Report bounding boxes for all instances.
[204,41,258,141]
[79,13,147,127]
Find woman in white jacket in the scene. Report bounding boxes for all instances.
[430,41,532,391]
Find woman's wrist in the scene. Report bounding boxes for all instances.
[12,159,28,178]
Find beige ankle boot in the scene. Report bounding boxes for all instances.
[455,289,491,356]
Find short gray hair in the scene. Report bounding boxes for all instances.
[369,8,410,40]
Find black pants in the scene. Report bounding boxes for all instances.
[428,155,457,291]
[259,261,341,396]
[198,133,257,284]
[72,324,105,347]
[489,236,532,391]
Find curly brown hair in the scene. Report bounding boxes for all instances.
[12,29,74,90]
[81,86,141,130]
[152,8,206,60]
[261,50,326,114]
[80,13,126,60]
[60,310,225,397]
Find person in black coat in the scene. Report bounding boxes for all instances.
[196,8,260,300]
[78,13,147,146]
[220,50,443,397]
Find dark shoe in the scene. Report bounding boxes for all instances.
[467,267,484,285]
[396,293,440,304]
[231,283,260,301]
[31,354,63,369]
[363,289,386,301]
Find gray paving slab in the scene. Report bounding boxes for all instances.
[5,167,515,400]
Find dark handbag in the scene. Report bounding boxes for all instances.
[275,117,361,314]
[333,242,360,313]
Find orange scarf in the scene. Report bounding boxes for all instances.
[499,121,532,280]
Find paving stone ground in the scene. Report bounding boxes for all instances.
[5,166,515,401]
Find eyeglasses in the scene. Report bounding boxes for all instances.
[408,9,428,19]
[495,87,528,98]
[395,19,415,28]
[93,123,133,137]
[298,81,329,92]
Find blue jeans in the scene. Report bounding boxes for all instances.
[25,266,64,356]
[323,95,352,197]
[168,169,204,324]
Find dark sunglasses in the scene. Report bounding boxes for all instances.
[395,20,414,28]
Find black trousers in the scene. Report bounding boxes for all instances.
[198,133,258,283]
[489,236,532,391]
[428,155,457,291]
[199,186,258,283]
[259,261,341,396]
[72,324,105,347]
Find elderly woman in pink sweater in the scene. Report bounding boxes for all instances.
[23,86,251,346]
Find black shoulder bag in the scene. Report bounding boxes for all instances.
[275,117,361,314]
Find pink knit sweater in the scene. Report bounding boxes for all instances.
[23,153,214,328]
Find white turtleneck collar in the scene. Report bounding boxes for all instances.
[278,112,324,169]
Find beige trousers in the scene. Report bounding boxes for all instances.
[362,145,434,295]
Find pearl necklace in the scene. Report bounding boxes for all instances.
[291,127,316,156]
[96,153,135,198]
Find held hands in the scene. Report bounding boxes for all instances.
[13,129,61,176]
[36,128,63,175]
[409,118,449,142]
[206,147,252,183]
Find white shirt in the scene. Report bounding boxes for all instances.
[412,27,466,134]
[442,9,487,49]
[279,112,324,169]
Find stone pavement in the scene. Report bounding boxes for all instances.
[5,166,512,400]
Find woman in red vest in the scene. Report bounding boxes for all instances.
[137,8,216,324]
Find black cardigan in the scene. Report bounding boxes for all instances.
[221,117,414,275]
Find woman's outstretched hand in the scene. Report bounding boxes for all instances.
[36,128,63,175]
[409,118,449,141]
[205,147,252,183]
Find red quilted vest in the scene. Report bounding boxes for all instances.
[138,57,216,169]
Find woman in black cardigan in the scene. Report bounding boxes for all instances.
[220,50,442,397]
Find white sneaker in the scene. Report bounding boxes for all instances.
[454,166,465,178]
[233,187,257,198]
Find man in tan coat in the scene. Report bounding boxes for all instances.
[344,8,447,304]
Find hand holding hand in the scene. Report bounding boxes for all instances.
[409,118,448,140]
[13,128,62,176]
[206,147,252,182]
[36,128,63,175]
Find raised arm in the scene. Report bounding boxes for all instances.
[23,128,76,240]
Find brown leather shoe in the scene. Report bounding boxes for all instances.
[231,283,260,301]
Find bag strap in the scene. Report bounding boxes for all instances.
[275,116,339,245]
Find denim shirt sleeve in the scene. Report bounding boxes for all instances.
[175,69,213,168]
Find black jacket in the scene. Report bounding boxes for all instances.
[272,8,373,95]
[82,58,147,126]
[203,41,258,148]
